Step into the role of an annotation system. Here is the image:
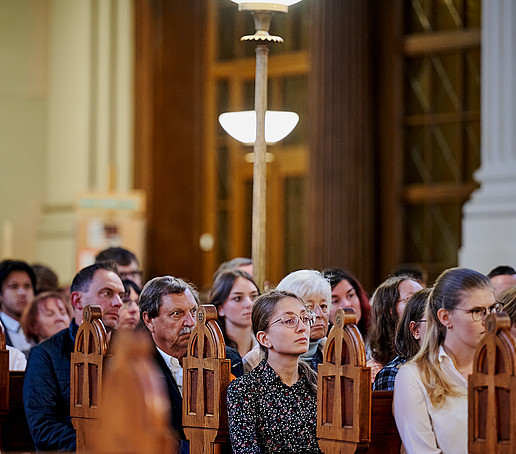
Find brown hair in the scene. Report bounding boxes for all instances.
[21,291,71,343]
[251,290,317,394]
[368,276,412,365]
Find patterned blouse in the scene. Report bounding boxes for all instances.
[226,358,321,453]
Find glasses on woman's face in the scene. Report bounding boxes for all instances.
[454,302,503,322]
[268,312,315,329]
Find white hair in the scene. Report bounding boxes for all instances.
[276,269,331,304]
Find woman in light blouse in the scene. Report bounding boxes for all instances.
[227,290,321,453]
[393,267,500,454]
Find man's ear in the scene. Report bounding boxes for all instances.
[142,312,154,333]
[256,331,271,349]
[409,321,420,340]
[70,291,83,311]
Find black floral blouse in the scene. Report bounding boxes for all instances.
[226,358,321,453]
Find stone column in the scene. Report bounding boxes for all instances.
[37,0,134,281]
[460,0,516,273]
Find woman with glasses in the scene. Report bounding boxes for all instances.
[118,279,141,330]
[209,269,260,358]
[373,287,431,390]
[394,267,499,454]
[227,290,321,453]
[243,269,330,371]
[367,275,423,382]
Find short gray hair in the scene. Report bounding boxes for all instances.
[276,269,331,304]
[139,276,198,319]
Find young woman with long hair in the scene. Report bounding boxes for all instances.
[393,267,500,453]
[226,290,320,453]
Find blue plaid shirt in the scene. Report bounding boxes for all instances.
[372,356,407,391]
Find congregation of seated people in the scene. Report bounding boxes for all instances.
[0,250,514,453]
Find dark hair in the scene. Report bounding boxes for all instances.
[368,275,411,365]
[391,263,428,285]
[251,290,317,393]
[21,291,71,343]
[488,265,516,279]
[0,260,36,294]
[394,288,431,359]
[139,276,198,319]
[209,269,259,350]
[499,286,516,325]
[70,262,119,294]
[31,263,59,293]
[213,257,252,282]
[322,268,371,335]
[95,247,138,267]
[122,279,141,296]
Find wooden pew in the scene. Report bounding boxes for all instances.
[469,312,516,453]
[317,307,401,453]
[92,330,177,454]
[317,307,371,453]
[182,304,231,453]
[0,320,34,452]
[70,305,109,453]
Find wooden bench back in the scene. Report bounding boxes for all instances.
[70,305,109,452]
[469,312,516,453]
[0,324,8,419]
[182,304,231,452]
[317,307,371,453]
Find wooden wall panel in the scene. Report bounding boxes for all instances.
[306,0,376,291]
[134,0,205,285]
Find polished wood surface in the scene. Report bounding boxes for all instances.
[70,305,108,453]
[183,305,231,453]
[469,312,516,453]
[317,308,371,453]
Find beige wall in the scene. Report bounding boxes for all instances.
[0,0,134,284]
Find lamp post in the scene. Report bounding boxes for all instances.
[228,0,301,290]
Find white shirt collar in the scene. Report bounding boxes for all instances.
[1,312,21,332]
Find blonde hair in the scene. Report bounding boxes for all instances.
[412,267,491,407]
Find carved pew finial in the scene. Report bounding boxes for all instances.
[70,304,108,453]
[469,312,516,453]
[92,330,177,454]
[317,307,371,453]
[183,304,231,453]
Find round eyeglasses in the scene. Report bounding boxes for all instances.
[454,302,503,322]
[268,312,315,329]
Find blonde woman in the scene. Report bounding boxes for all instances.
[393,267,500,453]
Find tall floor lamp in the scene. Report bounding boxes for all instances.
[221,0,302,290]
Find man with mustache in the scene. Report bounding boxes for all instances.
[0,260,37,356]
[23,262,124,452]
[140,276,197,454]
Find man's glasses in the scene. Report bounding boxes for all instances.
[454,302,503,322]
[268,312,315,329]
[119,270,143,280]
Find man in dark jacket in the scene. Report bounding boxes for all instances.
[23,262,124,451]
[140,276,243,454]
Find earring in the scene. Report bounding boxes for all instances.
[447,324,452,330]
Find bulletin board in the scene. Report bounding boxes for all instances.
[75,191,146,271]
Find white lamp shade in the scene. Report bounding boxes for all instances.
[231,0,301,5]
[219,111,299,145]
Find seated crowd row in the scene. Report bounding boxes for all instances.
[1,248,516,453]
